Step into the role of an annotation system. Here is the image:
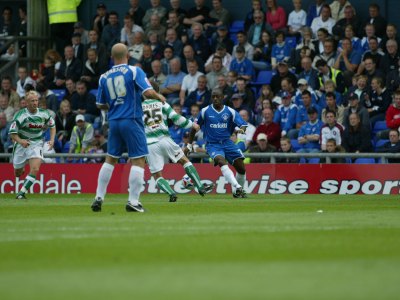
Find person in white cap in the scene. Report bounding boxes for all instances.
[67,114,93,159]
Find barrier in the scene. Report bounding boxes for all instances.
[1,163,399,195]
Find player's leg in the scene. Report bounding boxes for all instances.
[153,171,177,202]
[178,156,214,195]
[125,118,148,212]
[232,158,247,198]
[16,157,42,199]
[92,120,121,211]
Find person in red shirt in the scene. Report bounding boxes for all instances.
[386,90,400,131]
[252,107,281,148]
[266,0,287,32]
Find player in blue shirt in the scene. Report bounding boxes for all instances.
[185,88,248,198]
[91,43,166,213]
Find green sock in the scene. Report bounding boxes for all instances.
[20,174,36,194]
[184,163,203,190]
[156,177,175,196]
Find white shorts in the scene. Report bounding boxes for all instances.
[12,140,44,169]
[146,137,184,174]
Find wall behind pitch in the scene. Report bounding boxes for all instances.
[77,0,397,33]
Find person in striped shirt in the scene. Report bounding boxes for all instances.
[142,82,213,202]
[9,90,56,199]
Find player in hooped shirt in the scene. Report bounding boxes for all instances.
[185,88,248,198]
[91,43,166,213]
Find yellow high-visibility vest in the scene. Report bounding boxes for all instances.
[47,0,81,24]
[72,123,92,153]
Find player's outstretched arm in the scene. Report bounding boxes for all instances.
[143,89,166,103]
[48,126,56,150]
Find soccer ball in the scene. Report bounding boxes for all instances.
[181,174,194,190]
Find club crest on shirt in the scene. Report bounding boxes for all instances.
[222,113,229,121]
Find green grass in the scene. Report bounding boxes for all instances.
[0,194,399,300]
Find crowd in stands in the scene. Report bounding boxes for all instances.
[1,0,400,164]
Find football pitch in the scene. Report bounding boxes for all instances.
[0,194,399,300]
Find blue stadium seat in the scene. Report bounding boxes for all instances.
[251,70,274,86]
[373,121,388,134]
[299,157,306,163]
[354,158,376,164]
[230,33,238,45]
[89,89,98,97]
[52,89,66,102]
[374,139,389,150]
[308,158,320,163]
[62,141,70,153]
[229,20,244,33]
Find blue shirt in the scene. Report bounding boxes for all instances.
[196,105,247,143]
[295,104,322,125]
[162,71,187,101]
[298,120,324,149]
[271,42,291,62]
[273,104,298,133]
[97,64,152,120]
[230,57,255,80]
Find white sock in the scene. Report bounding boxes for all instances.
[96,163,114,200]
[236,173,246,188]
[221,165,240,189]
[128,165,144,206]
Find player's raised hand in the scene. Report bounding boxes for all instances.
[47,140,54,151]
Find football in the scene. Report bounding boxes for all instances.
[181,174,194,190]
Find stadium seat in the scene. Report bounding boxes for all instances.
[290,139,301,151]
[354,158,376,164]
[229,20,244,33]
[299,157,307,163]
[230,33,238,45]
[89,89,98,97]
[62,141,70,153]
[285,36,297,50]
[308,158,320,163]
[251,70,274,86]
[375,139,389,150]
[52,89,66,102]
[373,121,388,134]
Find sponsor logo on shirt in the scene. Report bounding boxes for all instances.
[210,123,228,128]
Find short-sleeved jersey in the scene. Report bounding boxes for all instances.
[196,105,247,143]
[97,64,152,120]
[142,99,192,145]
[8,108,55,142]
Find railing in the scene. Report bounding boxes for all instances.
[0,152,399,164]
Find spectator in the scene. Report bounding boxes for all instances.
[333,37,362,87]
[320,110,344,150]
[290,45,313,74]
[64,78,77,102]
[206,55,228,90]
[73,21,89,45]
[84,30,107,64]
[245,0,264,31]
[306,0,326,27]
[81,48,108,90]
[0,112,12,156]
[144,13,166,42]
[358,36,385,74]
[229,46,255,82]
[68,114,94,158]
[210,25,234,54]
[337,24,361,53]
[379,40,400,74]
[276,136,300,163]
[253,30,273,71]
[183,75,210,112]
[149,30,166,60]
[270,60,298,94]
[0,6,15,37]
[342,112,373,153]
[385,90,400,131]
[205,43,233,73]
[204,0,231,36]
[92,3,109,37]
[149,59,167,87]
[365,76,391,126]
[321,91,345,124]
[332,5,361,39]
[0,93,14,122]
[298,56,320,91]
[238,109,256,148]
[295,90,321,134]
[312,38,337,68]
[316,59,346,94]
[17,5,27,57]
[271,31,292,69]
[287,0,307,36]
[248,10,273,47]
[381,24,400,52]
[166,10,186,39]
[362,3,387,38]
[233,77,255,109]
[330,0,352,21]
[183,0,210,27]
[217,75,233,103]
[253,108,281,148]
[273,92,298,138]
[181,44,205,74]
[160,58,186,105]
[254,85,274,118]
[345,74,369,107]
[179,60,204,106]
[71,32,85,62]
[310,4,336,38]
[376,129,400,163]
[165,28,184,57]
[343,92,370,129]
[358,56,385,85]
[188,22,210,62]
[230,93,252,117]
[101,11,121,55]
[248,133,276,163]
[120,14,144,47]
[386,59,400,94]
[322,138,346,163]
[274,76,296,106]
[297,107,323,153]
[70,80,100,124]
[54,46,83,88]
[128,0,145,27]
[55,100,76,149]
[232,31,254,61]
[36,82,58,113]
[138,44,154,75]
[16,67,35,98]
[128,31,145,62]
[0,76,20,111]
[265,0,287,32]
[142,0,168,30]
[312,27,330,55]
[168,0,186,25]
[360,23,382,53]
